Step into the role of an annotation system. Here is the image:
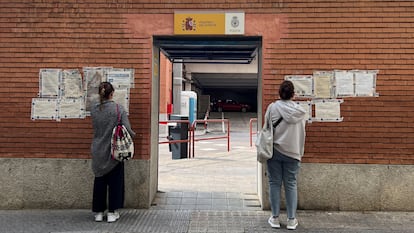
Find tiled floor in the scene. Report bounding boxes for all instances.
[156,125,260,211]
[152,191,260,211]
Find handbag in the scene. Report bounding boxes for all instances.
[255,103,283,163]
[111,104,134,161]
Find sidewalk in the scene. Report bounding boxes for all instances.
[0,208,413,232]
[1,117,413,233]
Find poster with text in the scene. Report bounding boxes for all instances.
[295,101,312,122]
[354,70,377,97]
[113,88,130,114]
[83,67,112,114]
[39,69,61,98]
[313,71,334,99]
[334,70,354,97]
[58,98,85,119]
[312,99,343,122]
[61,69,83,98]
[108,68,135,88]
[31,98,59,120]
[285,75,313,97]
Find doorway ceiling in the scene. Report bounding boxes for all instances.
[154,36,261,90]
[154,36,261,64]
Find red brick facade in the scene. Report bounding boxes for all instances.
[0,1,413,164]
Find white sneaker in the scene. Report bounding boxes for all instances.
[287,218,298,230]
[107,211,120,223]
[94,212,104,222]
[268,216,280,228]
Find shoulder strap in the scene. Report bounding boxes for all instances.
[273,117,283,128]
[116,104,121,125]
[270,101,283,128]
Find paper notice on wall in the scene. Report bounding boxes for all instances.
[295,101,312,122]
[31,98,58,120]
[334,70,354,97]
[39,69,61,98]
[313,71,334,99]
[313,99,343,122]
[61,70,83,98]
[83,68,109,114]
[285,75,313,97]
[354,71,376,97]
[58,98,85,119]
[107,70,133,89]
[113,88,130,114]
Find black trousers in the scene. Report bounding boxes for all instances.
[92,162,125,212]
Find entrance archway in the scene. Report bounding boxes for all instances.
[151,35,264,209]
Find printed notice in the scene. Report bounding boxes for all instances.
[39,69,60,98]
[84,68,107,114]
[313,99,343,122]
[296,101,312,122]
[61,70,83,98]
[335,70,354,97]
[31,98,58,120]
[314,71,333,98]
[113,88,130,114]
[107,70,132,89]
[285,75,313,97]
[355,71,376,96]
[59,98,85,119]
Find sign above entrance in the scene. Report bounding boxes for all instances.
[174,11,245,35]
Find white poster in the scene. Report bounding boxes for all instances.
[83,67,111,114]
[354,71,376,97]
[58,98,85,119]
[296,101,312,122]
[313,71,334,99]
[39,69,61,98]
[113,88,130,114]
[31,98,58,120]
[61,69,83,98]
[107,70,133,89]
[335,70,354,97]
[313,99,343,122]
[285,75,313,97]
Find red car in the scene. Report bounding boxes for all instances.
[214,99,251,112]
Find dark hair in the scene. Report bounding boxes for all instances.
[98,82,114,109]
[279,80,295,100]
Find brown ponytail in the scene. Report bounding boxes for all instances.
[98,82,114,110]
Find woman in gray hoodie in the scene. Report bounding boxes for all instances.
[90,82,136,223]
[266,80,306,230]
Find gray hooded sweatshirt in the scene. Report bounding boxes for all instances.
[91,100,136,177]
[267,100,306,161]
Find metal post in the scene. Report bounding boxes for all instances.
[172,63,183,115]
[221,112,225,133]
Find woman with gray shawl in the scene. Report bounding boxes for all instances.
[90,82,135,223]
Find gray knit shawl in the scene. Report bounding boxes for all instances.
[90,100,136,177]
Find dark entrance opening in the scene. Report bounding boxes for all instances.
[153,35,263,210]
[154,36,261,113]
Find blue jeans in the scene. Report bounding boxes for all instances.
[267,148,300,219]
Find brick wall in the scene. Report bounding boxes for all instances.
[262,1,414,164]
[0,1,154,159]
[0,1,413,164]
